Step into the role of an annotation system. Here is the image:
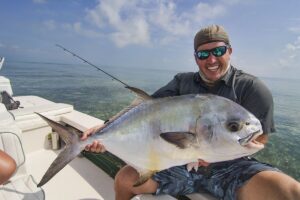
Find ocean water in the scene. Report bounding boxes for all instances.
[1,62,300,181]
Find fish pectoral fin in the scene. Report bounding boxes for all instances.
[133,170,157,187]
[160,132,196,149]
[125,86,153,100]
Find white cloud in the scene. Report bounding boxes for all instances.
[84,0,150,47]
[33,0,47,4]
[191,3,226,22]
[150,1,190,36]
[43,20,56,30]
[86,6,106,29]
[288,26,300,34]
[148,1,228,45]
[63,22,103,38]
[111,17,150,47]
[65,0,240,47]
[279,36,300,67]
[220,0,242,5]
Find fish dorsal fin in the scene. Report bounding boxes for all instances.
[78,97,146,134]
[86,87,152,132]
[106,97,144,125]
[125,86,153,100]
[160,132,196,149]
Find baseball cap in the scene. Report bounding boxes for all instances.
[194,25,230,50]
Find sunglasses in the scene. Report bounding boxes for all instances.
[195,45,229,60]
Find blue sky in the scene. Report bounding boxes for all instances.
[1,0,300,79]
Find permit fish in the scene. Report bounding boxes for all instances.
[36,87,264,187]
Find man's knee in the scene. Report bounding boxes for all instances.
[5,157,16,176]
[115,166,139,188]
[289,180,300,199]
[0,153,17,184]
[237,171,300,200]
[114,165,158,195]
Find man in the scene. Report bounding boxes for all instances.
[82,25,300,200]
[0,150,16,185]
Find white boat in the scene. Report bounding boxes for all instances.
[0,57,4,70]
[0,61,215,200]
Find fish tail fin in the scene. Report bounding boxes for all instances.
[37,142,82,187]
[35,113,86,187]
[35,112,81,145]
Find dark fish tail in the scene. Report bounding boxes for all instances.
[35,113,86,187]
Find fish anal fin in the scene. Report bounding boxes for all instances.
[133,170,157,187]
[160,132,196,149]
[125,86,153,100]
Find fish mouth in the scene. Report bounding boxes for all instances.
[239,130,262,146]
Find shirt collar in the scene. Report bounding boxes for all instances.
[193,65,235,87]
[221,65,235,86]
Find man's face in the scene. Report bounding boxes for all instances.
[195,41,232,82]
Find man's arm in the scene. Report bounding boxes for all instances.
[151,74,181,98]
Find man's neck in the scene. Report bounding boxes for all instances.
[199,63,231,87]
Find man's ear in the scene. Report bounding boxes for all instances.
[194,52,200,65]
[228,47,233,55]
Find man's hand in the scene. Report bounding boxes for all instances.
[198,159,210,167]
[81,124,106,153]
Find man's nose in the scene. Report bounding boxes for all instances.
[206,53,217,63]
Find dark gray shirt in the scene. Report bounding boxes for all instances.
[152,66,275,134]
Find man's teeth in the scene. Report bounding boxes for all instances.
[208,66,219,71]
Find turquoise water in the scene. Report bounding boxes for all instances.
[1,62,300,181]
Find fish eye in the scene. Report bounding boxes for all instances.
[226,121,241,132]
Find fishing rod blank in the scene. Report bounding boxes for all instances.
[55,44,130,88]
[56,44,152,100]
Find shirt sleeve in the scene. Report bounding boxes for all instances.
[151,74,180,98]
[240,77,275,134]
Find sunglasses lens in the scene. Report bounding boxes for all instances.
[196,51,210,60]
[212,46,227,57]
[196,46,228,60]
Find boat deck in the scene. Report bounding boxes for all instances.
[27,149,116,200]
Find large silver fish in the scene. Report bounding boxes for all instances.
[36,87,264,187]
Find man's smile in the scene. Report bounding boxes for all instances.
[207,65,219,72]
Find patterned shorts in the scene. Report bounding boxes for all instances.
[152,157,280,200]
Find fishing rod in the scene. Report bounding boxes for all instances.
[56,44,151,100]
[55,44,131,88]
